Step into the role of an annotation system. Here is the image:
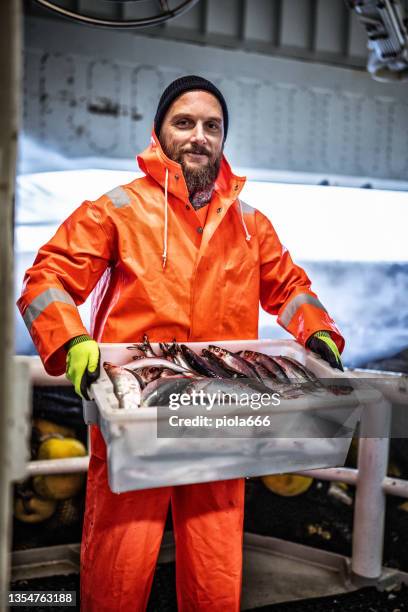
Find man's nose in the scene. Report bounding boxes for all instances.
[190,122,207,144]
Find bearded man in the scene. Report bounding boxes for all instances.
[18,75,344,611]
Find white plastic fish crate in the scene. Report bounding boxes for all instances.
[85,339,381,493]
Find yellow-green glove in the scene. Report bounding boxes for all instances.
[66,335,100,399]
[307,331,343,371]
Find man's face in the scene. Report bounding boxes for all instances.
[158,90,224,195]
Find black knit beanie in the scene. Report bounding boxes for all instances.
[154,75,229,141]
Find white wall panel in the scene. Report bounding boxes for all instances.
[23,17,408,183]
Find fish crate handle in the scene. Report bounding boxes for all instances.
[82,398,99,425]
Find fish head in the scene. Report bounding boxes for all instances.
[207,345,225,356]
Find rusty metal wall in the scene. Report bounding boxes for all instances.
[24,16,408,182]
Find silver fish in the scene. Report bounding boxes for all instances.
[237,351,289,382]
[170,342,198,372]
[271,356,316,385]
[127,334,159,357]
[124,356,191,375]
[159,342,178,363]
[206,345,263,381]
[141,376,195,407]
[160,341,194,371]
[180,344,226,378]
[134,366,181,386]
[201,349,236,378]
[279,356,321,386]
[104,362,142,410]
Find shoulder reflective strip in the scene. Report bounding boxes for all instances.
[105,186,130,208]
[23,288,76,332]
[280,294,327,328]
[239,199,255,214]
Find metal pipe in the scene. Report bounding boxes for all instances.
[297,467,358,485]
[33,0,200,28]
[382,476,408,498]
[298,467,408,500]
[14,356,70,386]
[24,455,408,496]
[26,457,90,476]
[0,2,21,610]
[351,398,391,581]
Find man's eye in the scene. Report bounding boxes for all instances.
[176,119,190,127]
[208,122,220,131]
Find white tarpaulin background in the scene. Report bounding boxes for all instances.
[15,165,408,367]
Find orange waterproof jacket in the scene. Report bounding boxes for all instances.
[17,132,344,375]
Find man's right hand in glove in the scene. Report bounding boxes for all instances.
[307,330,344,371]
[66,335,100,399]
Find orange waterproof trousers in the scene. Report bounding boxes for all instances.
[80,449,245,611]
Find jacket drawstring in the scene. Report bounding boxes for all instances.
[238,199,252,242]
[162,168,169,269]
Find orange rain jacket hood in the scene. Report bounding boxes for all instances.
[18,131,344,375]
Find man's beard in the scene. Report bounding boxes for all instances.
[159,136,222,197]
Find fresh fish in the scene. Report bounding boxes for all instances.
[127,334,159,357]
[159,340,194,371]
[326,382,354,396]
[201,349,272,394]
[133,366,181,386]
[104,362,142,410]
[280,356,322,386]
[159,342,178,363]
[124,356,191,375]
[160,368,183,379]
[206,345,263,381]
[180,377,292,408]
[237,351,289,382]
[187,377,265,399]
[168,341,196,371]
[201,350,235,378]
[277,383,309,400]
[248,362,282,391]
[141,376,195,407]
[271,356,316,384]
[180,344,226,378]
[134,366,162,386]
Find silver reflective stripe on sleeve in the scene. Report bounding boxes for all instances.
[279,294,327,328]
[106,186,130,208]
[23,288,76,331]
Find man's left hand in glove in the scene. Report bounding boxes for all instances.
[307,331,344,371]
[65,334,101,399]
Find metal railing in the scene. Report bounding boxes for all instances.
[18,355,408,587]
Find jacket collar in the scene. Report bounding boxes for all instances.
[137,130,246,205]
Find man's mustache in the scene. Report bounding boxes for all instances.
[182,145,211,157]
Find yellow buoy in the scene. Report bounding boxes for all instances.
[37,437,86,460]
[33,473,85,500]
[14,495,57,523]
[32,418,75,440]
[33,437,87,500]
[261,474,313,496]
